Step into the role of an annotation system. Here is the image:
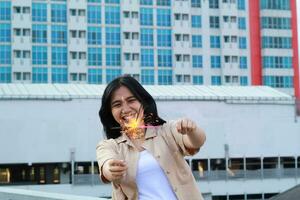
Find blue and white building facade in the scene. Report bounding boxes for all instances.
[1,0,298,97]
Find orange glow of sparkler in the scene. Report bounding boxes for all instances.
[123,117,144,139]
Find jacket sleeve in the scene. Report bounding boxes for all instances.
[96,139,118,183]
[164,120,200,156]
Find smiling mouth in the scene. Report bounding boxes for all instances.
[121,114,136,123]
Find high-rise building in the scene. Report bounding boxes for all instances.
[0,0,299,98]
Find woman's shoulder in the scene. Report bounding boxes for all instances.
[96,137,120,149]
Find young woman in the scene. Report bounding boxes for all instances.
[96,75,206,200]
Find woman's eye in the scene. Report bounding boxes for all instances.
[128,98,136,103]
[112,103,121,108]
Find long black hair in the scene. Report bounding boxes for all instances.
[99,75,166,139]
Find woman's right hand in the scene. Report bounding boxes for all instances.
[102,159,128,182]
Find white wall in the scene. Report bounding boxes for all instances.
[0,98,299,164]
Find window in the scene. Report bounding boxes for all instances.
[263,76,293,88]
[23,29,30,36]
[88,5,101,24]
[106,48,121,66]
[183,55,190,62]
[105,27,120,45]
[70,9,76,16]
[209,0,219,9]
[192,15,201,28]
[262,37,291,49]
[88,6,101,24]
[193,75,203,85]
[141,49,154,67]
[157,0,171,6]
[32,46,47,65]
[210,36,220,48]
[52,67,68,83]
[182,14,189,21]
[141,69,154,85]
[158,49,172,67]
[176,74,190,83]
[32,67,48,83]
[183,34,189,41]
[140,0,153,5]
[105,6,120,24]
[105,0,120,3]
[140,28,154,46]
[32,3,47,22]
[191,0,201,8]
[79,31,86,38]
[88,68,102,84]
[158,69,172,85]
[52,47,67,65]
[192,55,202,68]
[157,9,171,26]
[140,8,153,26]
[0,45,11,64]
[32,24,47,43]
[23,7,30,14]
[78,9,86,16]
[0,1,11,21]
[263,56,292,68]
[237,0,245,10]
[239,37,247,49]
[23,51,30,59]
[0,23,11,42]
[211,76,221,85]
[14,6,21,14]
[192,35,202,48]
[14,50,21,58]
[157,29,171,47]
[260,0,290,10]
[88,27,101,45]
[238,17,246,29]
[261,17,291,29]
[0,66,11,83]
[51,25,67,44]
[240,76,248,86]
[88,48,102,66]
[132,12,138,18]
[210,16,219,28]
[211,56,221,68]
[106,69,121,83]
[51,4,67,22]
[175,54,182,62]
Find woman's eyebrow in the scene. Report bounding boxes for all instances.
[126,96,135,100]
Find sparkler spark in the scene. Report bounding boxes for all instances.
[110,109,160,139]
[123,117,144,139]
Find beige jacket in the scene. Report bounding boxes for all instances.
[96,121,204,200]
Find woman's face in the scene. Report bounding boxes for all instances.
[110,86,144,128]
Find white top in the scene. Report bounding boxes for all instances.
[136,150,177,200]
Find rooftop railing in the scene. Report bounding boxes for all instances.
[73,168,300,185]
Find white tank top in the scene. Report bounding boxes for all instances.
[136,150,178,200]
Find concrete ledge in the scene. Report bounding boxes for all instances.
[0,187,108,200]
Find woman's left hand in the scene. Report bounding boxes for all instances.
[175,118,197,135]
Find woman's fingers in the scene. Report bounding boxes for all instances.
[176,118,197,134]
[109,165,127,173]
[108,159,127,167]
[103,159,127,181]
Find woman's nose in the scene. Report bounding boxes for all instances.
[121,103,131,114]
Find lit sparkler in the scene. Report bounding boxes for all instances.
[111,116,158,139]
